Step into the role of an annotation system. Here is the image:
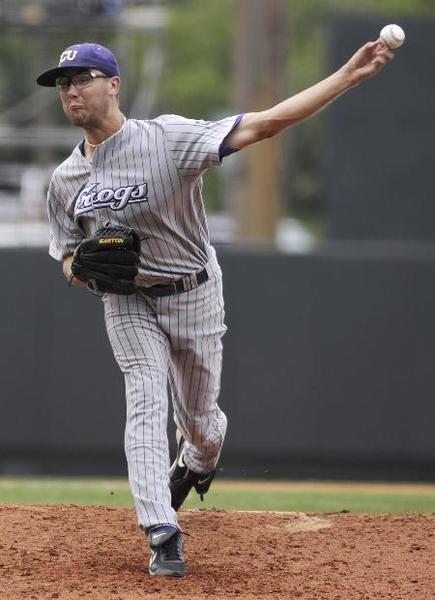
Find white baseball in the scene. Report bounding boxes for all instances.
[379,24,405,49]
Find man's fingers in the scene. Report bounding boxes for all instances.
[350,41,383,68]
[372,49,395,67]
[358,40,394,62]
[362,40,379,50]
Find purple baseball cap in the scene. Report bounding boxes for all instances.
[36,42,120,87]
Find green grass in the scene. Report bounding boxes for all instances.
[194,488,435,514]
[0,478,434,513]
[0,478,133,507]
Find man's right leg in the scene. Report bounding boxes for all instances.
[103,292,178,530]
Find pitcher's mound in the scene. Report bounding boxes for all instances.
[0,504,433,599]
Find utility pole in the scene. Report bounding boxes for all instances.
[232,0,288,244]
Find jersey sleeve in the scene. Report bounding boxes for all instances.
[47,173,84,261]
[156,114,242,176]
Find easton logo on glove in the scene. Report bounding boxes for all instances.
[98,237,125,245]
[71,225,141,295]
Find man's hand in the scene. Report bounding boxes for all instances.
[70,226,141,295]
[63,255,86,287]
[339,40,394,88]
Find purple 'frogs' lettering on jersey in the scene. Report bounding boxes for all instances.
[75,182,148,216]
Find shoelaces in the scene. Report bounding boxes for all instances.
[161,533,183,561]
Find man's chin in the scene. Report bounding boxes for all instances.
[68,114,87,127]
[65,108,89,127]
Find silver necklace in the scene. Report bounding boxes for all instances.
[85,115,127,148]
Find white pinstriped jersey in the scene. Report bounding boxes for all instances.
[47,114,240,285]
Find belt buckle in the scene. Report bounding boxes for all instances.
[171,280,181,294]
[183,273,197,293]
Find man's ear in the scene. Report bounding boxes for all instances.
[109,76,121,96]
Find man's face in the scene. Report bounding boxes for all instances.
[57,69,119,128]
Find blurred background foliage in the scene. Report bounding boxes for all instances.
[0,0,433,229]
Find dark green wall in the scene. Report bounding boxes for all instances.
[1,245,434,481]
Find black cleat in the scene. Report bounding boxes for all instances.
[169,435,216,511]
[148,524,186,577]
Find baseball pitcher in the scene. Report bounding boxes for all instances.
[36,38,393,577]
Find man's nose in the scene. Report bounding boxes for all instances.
[65,84,80,97]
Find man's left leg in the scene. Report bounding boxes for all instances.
[158,270,228,510]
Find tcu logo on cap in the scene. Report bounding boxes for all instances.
[59,50,78,64]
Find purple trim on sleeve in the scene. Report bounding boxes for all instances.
[219,113,244,160]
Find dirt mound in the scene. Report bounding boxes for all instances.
[0,504,433,599]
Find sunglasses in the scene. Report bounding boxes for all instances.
[56,72,111,92]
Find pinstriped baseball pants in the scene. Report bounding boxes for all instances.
[102,258,228,529]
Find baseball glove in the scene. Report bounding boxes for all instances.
[71,225,141,295]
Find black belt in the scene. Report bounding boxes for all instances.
[139,268,209,298]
